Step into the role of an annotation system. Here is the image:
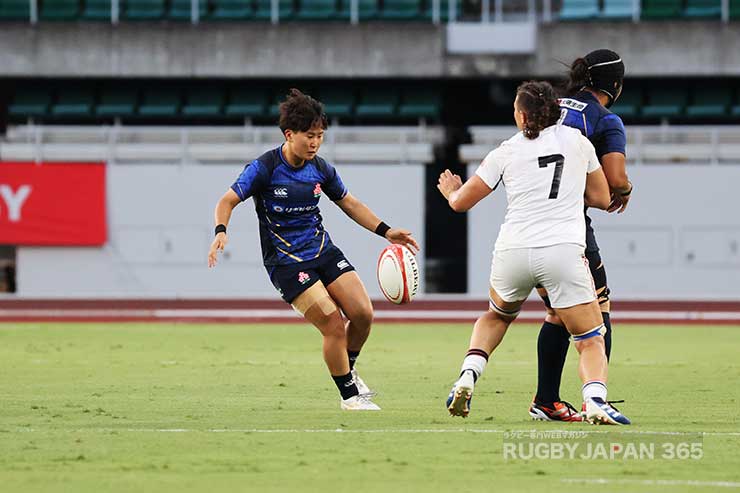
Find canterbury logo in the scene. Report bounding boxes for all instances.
[274,188,288,198]
[337,260,350,270]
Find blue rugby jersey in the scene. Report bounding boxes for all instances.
[558,90,627,252]
[558,90,626,158]
[231,146,348,266]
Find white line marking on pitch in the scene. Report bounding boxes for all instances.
[562,478,740,488]
[11,428,740,436]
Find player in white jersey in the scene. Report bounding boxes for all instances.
[439,81,630,425]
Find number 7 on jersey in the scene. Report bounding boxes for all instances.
[538,154,564,199]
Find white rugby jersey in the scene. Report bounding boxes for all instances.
[475,124,601,251]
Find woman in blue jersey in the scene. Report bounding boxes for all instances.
[529,49,634,422]
[207,89,419,411]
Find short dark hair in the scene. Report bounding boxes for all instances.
[278,88,328,135]
[516,81,561,140]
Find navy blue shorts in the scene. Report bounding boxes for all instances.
[267,246,356,303]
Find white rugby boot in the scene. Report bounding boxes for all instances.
[341,394,381,411]
[351,368,377,397]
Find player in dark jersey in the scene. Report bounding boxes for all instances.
[207,89,419,411]
[529,49,634,422]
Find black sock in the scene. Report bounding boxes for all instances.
[535,321,570,404]
[602,312,612,361]
[332,372,359,400]
[347,350,360,371]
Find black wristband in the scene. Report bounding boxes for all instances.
[374,221,391,238]
[620,183,633,197]
[215,224,227,235]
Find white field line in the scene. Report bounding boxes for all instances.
[1,308,740,321]
[11,428,740,436]
[562,478,740,488]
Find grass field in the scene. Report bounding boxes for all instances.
[1,322,738,492]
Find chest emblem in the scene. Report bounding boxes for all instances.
[274,187,288,198]
[313,183,322,198]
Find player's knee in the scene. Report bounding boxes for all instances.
[571,324,606,351]
[320,313,346,340]
[545,311,561,325]
[349,304,374,330]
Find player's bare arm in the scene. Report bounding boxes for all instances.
[437,170,492,213]
[335,192,419,253]
[601,152,632,214]
[584,167,611,210]
[208,188,241,268]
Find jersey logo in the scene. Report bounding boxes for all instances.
[274,187,288,198]
[298,271,311,284]
[313,183,322,198]
[337,260,350,270]
[558,98,588,112]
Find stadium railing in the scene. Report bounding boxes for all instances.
[459,125,740,165]
[0,124,443,164]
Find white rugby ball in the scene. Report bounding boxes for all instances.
[377,245,419,305]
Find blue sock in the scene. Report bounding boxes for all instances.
[535,321,570,404]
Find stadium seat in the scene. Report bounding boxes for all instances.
[641,88,686,118]
[641,0,683,19]
[337,0,378,20]
[421,0,461,21]
[685,88,731,118]
[610,88,642,119]
[138,89,181,117]
[600,0,633,19]
[254,0,294,20]
[380,0,422,20]
[125,0,166,19]
[182,90,225,117]
[684,0,721,17]
[168,0,208,20]
[96,88,138,118]
[319,88,355,119]
[296,0,339,20]
[0,0,30,19]
[398,89,440,119]
[559,0,600,20]
[224,88,269,118]
[209,0,253,19]
[40,0,81,20]
[8,89,50,119]
[81,0,111,20]
[731,0,740,18]
[51,89,95,118]
[355,88,399,118]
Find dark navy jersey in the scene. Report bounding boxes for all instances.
[558,91,626,158]
[559,91,626,253]
[231,146,348,266]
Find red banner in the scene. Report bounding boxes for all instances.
[0,162,107,246]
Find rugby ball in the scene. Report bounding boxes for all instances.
[377,245,419,305]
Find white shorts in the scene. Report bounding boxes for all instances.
[489,243,596,309]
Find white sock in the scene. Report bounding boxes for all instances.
[582,381,607,401]
[460,353,488,382]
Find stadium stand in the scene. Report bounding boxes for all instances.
[209,0,254,20]
[601,0,634,19]
[0,124,442,164]
[0,0,30,19]
[168,0,208,20]
[254,0,294,20]
[124,0,166,20]
[609,88,642,119]
[685,87,732,118]
[81,0,112,19]
[641,0,683,19]
[459,125,740,165]
[641,88,687,119]
[40,0,80,20]
[559,0,600,20]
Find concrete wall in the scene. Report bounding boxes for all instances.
[467,164,740,300]
[17,163,425,298]
[1,21,738,77]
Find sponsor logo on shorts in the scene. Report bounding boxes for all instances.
[274,187,288,198]
[313,183,322,198]
[298,271,311,284]
[337,260,350,270]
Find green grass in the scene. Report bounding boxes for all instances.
[0,322,738,492]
